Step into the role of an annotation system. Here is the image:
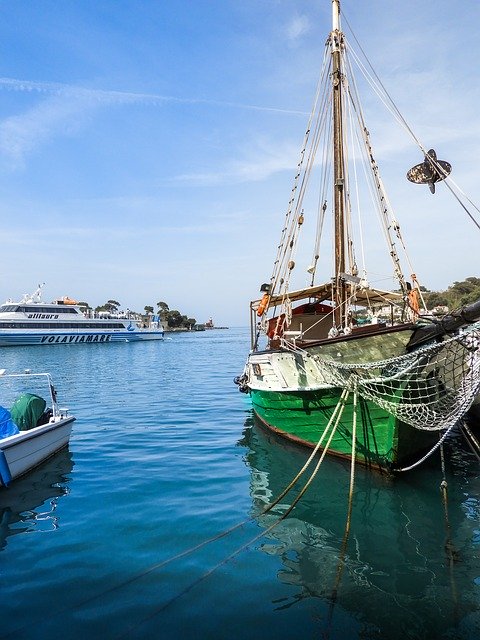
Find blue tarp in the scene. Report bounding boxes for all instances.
[0,451,12,486]
[0,406,17,487]
[0,406,19,439]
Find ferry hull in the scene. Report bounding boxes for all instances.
[250,388,438,470]
[0,331,164,346]
[0,417,75,483]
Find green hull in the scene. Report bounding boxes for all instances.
[250,387,438,470]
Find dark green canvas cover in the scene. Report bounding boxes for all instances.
[10,393,46,431]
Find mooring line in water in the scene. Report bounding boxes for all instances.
[4,390,351,639]
[460,422,480,462]
[112,392,352,637]
[439,441,459,625]
[394,421,458,472]
[114,518,292,639]
[272,387,348,517]
[324,383,358,637]
[262,387,350,514]
[1,518,257,639]
[115,401,348,639]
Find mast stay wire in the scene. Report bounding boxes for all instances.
[343,37,428,289]
[342,50,410,292]
[309,115,332,285]
[342,12,480,231]
[269,43,331,295]
[282,68,332,286]
[344,65,367,279]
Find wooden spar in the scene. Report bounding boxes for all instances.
[331,0,346,329]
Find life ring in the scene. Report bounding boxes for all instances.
[257,293,270,317]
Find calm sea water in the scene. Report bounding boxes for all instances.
[1,327,480,640]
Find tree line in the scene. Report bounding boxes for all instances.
[78,299,197,329]
[422,277,480,310]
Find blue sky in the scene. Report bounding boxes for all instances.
[0,0,479,326]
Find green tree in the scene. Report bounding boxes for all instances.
[157,301,170,323]
[185,317,197,329]
[166,310,184,328]
[144,305,154,315]
[424,276,480,310]
[424,292,448,308]
[105,299,120,313]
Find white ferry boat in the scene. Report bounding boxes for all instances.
[0,286,164,346]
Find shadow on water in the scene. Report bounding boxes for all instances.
[0,447,74,550]
[238,416,480,640]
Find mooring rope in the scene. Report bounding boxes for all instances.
[115,397,350,638]
[5,392,353,639]
[394,422,459,473]
[460,422,480,462]
[263,387,350,509]
[439,441,459,625]
[325,382,358,636]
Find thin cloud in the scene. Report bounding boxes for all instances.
[0,77,307,167]
[0,77,308,112]
[2,220,239,244]
[169,138,299,186]
[286,15,310,43]
[0,92,99,168]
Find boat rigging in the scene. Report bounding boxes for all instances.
[235,0,480,472]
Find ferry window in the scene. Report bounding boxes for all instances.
[19,306,78,314]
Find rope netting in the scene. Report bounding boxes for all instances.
[312,323,480,431]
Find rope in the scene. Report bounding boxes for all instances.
[460,422,480,462]
[439,441,459,624]
[326,381,358,635]
[394,422,458,472]
[6,389,352,639]
[343,12,480,233]
[115,397,349,638]
[343,46,410,295]
[269,43,332,301]
[259,387,350,509]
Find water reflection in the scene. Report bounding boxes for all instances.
[239,417,480,639]
[0,447,74,550]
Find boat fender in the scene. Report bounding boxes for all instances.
[257,294,270,317]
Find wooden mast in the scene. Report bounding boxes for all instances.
[331,0,346,329]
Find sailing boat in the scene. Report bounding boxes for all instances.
[235,0,480,471]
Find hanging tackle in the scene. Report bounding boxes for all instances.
[407,148,452,194]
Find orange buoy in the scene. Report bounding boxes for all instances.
[257,293,270,317]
